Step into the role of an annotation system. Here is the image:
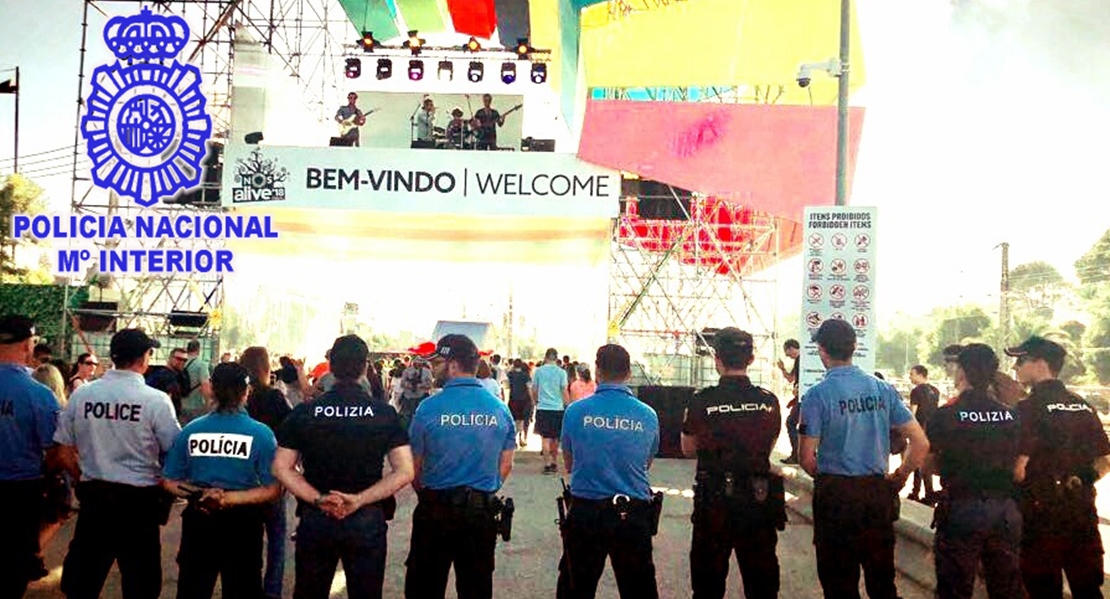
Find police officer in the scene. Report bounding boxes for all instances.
[925,344,1024,599]
[799,319,929,599]
[404,334,516,599]
[53,328,182,599]
[556,344,661,599]
[1008,336,1110,598]
[681,327,783,599]
[162,362,282,599]
[272,334,413,599]
[0,315,61,598]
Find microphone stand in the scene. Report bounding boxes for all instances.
[410,103,421,145]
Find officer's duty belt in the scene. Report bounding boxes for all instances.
[571,495,652,510]
[945,488,1015,502]
[420,486,496,509]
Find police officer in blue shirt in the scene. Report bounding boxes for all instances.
[925,344,1024,599]
[162,362,281,599]
[556,344,661,599]
[0,315,61,598]
[799,319,929,599]
[404,334,516,599]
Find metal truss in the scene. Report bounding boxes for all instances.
[62,0,352,356]
[608,193,781,389]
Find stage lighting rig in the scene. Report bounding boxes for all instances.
[404,30,425,55]
[409,59,425,81]
[359,31,380,52]
[530,63,546,84]
[514,38,531,59]
[468,61,484,82]
[438,60,453,81]
[501,62,516,84]
[466,37,482,52]
[345,58,361,79]
[376,58,392,80]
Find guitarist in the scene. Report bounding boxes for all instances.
[335,92,367,147]
[471,94,520,151]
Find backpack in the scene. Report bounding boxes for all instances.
[180,358,199,397]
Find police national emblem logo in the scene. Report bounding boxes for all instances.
[80,8,213,207]
[231,148,289,203]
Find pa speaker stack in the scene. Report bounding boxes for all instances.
[637,385,696,459]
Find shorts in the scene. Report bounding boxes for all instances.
[509,399,533,422]
[535,409,564,440]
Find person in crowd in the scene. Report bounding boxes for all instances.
[925,344,1023,599]
[399,358,433,431]
[273,335,414,599]
[145,347,189,417]
[907,365,941,505]
[0,316,62,598]
[507,358,533,448]
[180,339,213,424]
[309,350,330,385]
[775,339,801,464]
[33,343,54,366]
[1009,336,1110,598]
[31,363,72,579]
[67,353,98,395]
[682,328,784,599]
[219,352,232,364]
[162,362,281,599]
[275,355,312,407]
[405,335,516,599]
[477,359,503,400]
[945,344,1026,408]
[445,108,469,149]
[34,363,66,401]
[241,346,293,599]
[557,344,661,599]
[53,328,181,599]
[568,364,596,403]
[799,319,929,599]
[490,354,505,388]
[533,348,570,474]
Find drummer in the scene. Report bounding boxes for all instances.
[416,98,437,143]
[445,108,469,149]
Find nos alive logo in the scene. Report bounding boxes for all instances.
[232,148,288,203]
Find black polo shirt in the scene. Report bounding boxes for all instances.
[910,383,940,431]
[1017,379,1110,483]
[927,389,1019,498]
[277,381,408,498]
[682,375,781,477]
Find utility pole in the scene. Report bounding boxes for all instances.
[834,0,851,206]
[998,242,1011,349]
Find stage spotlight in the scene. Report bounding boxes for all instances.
[359,31,378,52]
[345,57,362,79]
[468,61,484,82]
[409,59,424,81]
[530,62,546,84]
[501,62,516,84]
[515,38,531,59]
[404,30,425,55]
[376,58,392,80]
[466,36,481,52]
[438,60,453,81]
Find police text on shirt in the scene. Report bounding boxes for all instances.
[957,411,1015,423]
[706,403,776,415]
[583,415,646,432]
[838,395,886,416]
[314,405,375,418]
[1046,403,1092,413]
[188,433,254,459]
[84,402,142,422]
[439,413,500,427]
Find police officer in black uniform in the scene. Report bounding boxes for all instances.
[925,344,1024,599]
[681,327,784,599]
[1008,336,1110,599]
[273,334,414,599]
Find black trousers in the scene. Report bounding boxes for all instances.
[556,498,659,599]
[0,479,44,599]
[1020,487,1104,599]
[60,481,165,599]
[934,497,1023,599]
[812,475,900,599]
[294,504,388,599]
[690,497,779,599]
[176,505,266,599]
[404,493,498,599]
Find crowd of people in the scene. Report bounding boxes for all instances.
[1,310,1108,599]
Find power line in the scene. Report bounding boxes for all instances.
[0,145,76,163]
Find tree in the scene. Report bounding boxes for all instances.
[876,325,923,375]
[1075,229,1110,383]
[924,304,994,367]
[1009,261,1068,321]
[0,174,49,283]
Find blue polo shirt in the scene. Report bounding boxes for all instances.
[533,363,568,411]
[410,377,515,492]
[800,365,913,476]
[561,384,659,501]
[0,363,60,481]
[163,409,277,491]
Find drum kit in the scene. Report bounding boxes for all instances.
[431,125,478,150]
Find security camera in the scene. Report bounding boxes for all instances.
[796,59,841,88]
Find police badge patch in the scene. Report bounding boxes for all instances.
[80,8,213,207]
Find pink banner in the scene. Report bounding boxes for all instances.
[578,101,866,223]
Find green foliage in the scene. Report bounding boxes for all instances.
[0,174,50,283]
[923,304,993,366]
[1075,228,1110,383]
[1009,261,1068,321]
[0,284,88,349]
[876,325,923,375]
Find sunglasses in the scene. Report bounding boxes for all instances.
[81,360,98,366]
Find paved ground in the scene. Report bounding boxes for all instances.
[27,448,935,599]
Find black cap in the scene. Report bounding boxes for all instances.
[942,344,964,364]
[211,361,251,394]
[110,328,160,363]
[812,318,856,348]
[429,334,479,363]
[1005,336,1066,367]
[957,343,999,373]
[0,315,35,345]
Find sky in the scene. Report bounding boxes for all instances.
[1,0,1108,358]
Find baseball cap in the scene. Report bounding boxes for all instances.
[211,362,251,394]
[427,334,479,363]
[1005,336,1066,368]
[956,343,999,374]
[812,318,856,348]
[711,327,754,354]
[110,328,160,363]
[0,315,35,345]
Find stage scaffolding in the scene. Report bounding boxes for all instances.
[62,0,351,357]
[608,190,782,390]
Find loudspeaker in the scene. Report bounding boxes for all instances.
[76,301,117,332]
[522,138,555,152]
[168,311,208,329]
[631,180,694,220]
[410,140,437,149]
[637,385,696,459]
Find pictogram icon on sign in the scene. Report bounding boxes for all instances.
[853,285,871,301]
[806,312,823,327]
[830,312,845,321]
[829,284,846,301]
[809,233,824,249]
[808,258,823,274]
[831,233,848,250]
[807,284,823,301]
[853,313,870,328]
[830,259,847,276]
[854,259,871,275]
[855,234,871,249]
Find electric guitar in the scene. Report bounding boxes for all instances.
[337,107,380,136]
[472,104,523,140]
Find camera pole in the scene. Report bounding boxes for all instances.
[834,0,851,206]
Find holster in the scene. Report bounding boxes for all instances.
[693,471,787,531]
[493,496,514,542]
[650,491,664,536]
